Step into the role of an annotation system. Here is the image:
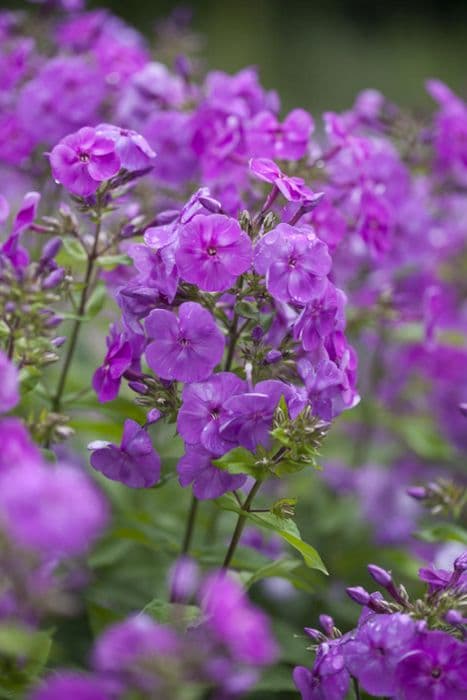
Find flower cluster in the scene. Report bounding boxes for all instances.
[294,556,467,699]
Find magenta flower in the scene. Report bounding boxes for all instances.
[0,462,107,558]
[30,673,111,700]
[254,224,332,303]
[49,126,121,197]
[394,630,467,700]
[145,302,224,382]
[293,644,350,700]
[357,189,394,256]
[0,350,19,413]
[96,123,156,172]
[89,419,161,488]
[177,372,246,455]
[249,157,320,203]
[248,108,313,160]
[92,325,132,403]
[0,418,41,473]
[343,613,418,697]
[92,614,180,678]
[200,572,278,666]
[175,214,252,292]
[177,444,246,499]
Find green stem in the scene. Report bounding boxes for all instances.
[352,677,361,700]
[181,494,199,555]
[222,480,262,569]
[223,310,239,372]
[51,216,102,414]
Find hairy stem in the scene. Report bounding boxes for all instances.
[181,494,199,555]
[51,215,102,414]
[222,480,262,569]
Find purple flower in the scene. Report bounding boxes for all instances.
[92,614,180,679]
[357,189,394,255]
[343,613,418,696]
[177,444,246,499]
[89,419,161,488]
[0,417,41,473]
[394,630,467,700]
[293,283,346,352]
[175,214,253,292]
[177,372,246,455]
[96,123,156,171]
[249,158,320,203]
[0,462,107,558]
[248,108,313,160]
[0,350,19,413]
[92,325,132,403]
[145,302,225,383]
[201,572,278,666]
[30,673,111,700]
[221,380,307,451]
[293,642,350,700]
[49,126,121,197]
[254,224,331,303]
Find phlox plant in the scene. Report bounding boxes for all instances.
[0,1,465,699]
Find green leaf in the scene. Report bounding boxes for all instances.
[213,447,263,477]
[62,236,87,261]
[142,598,200,628]
[96,253,132,269]
[396,415,453,461]
[86,282,107,319]
[216,494,327,573]
[415,522,467,545]
[242,557,301,588]
[0,624,51,672]
[235,300,258,319]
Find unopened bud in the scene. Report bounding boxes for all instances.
[42,268,65,289]
[368,564,392,588]
[271,498,297,519]
[346,586,370,606]
[41,236,62,262]
[146,408,161,425]
[199,195,222,213]
[51,336,66,347]
[129,381,148,395]
[169,556,199,604]
[444,609,466,626]
[319,614,334,637]
[304,627,325,642]
[454,552,467,573]
[45,315,63,328]
[265,349,282,365]
[407,486,428,501]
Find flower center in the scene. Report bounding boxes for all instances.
[179,337,191,347]
[288,256,297,268]
[431,668,442,679]
[79,151,90,163]
[207,246,217,257]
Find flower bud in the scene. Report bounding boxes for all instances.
[346,586,370,606]
[319,614,334,637]
[444,609,466,626]
[128,381,148,395]
[368,564,392,587]
[265,349,282,365]
[406,486,428,501]
[51,336,67,347]
[42,268,65,289]
[304,627,325,642]
[146,408,161,425]
[251,325,264,342]
[454,552,467,573]
[199,195,222,213]
[41,236,62,262]
[45,314,63,328]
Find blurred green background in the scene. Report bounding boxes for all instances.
[95,0,467,113]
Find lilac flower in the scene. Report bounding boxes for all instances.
[394,630,467,700]
[1,191,41,271]
[145,302,225,383]
[89,419,161,488]
[175,214,253,292]
[293,283,346,352]
[0,350,19,413]
[0,462,107,557]
[49,126,121,197]
[200,572,278,666]
[92,325,132,403]
[29,673,111,700]
[249,158,320,203]
[343,613,418,696]
[96,123,156,171]
[293,642,350,700]
[357,189,394,255]
[220,379,306,451]
[254,223,331,303]
[177,372,246,455]
[177,444,246,499]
